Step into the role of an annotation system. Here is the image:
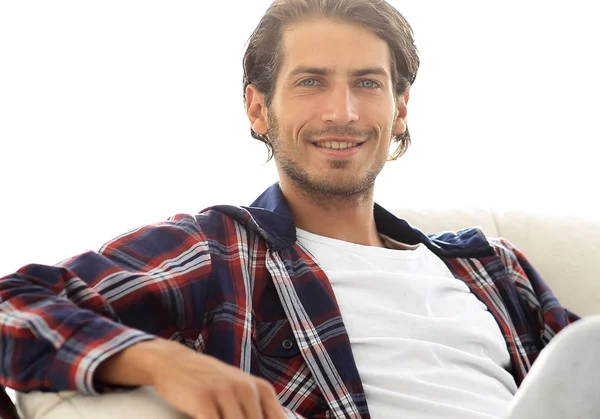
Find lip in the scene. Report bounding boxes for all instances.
[310,139,364,158]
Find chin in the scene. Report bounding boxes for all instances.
[304,173,373,197]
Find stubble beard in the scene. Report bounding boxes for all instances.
[267,110,388,208]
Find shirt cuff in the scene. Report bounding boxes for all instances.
[49,316,156,396]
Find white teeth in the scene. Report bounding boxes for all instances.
[315,141,358,150]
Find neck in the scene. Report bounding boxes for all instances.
[279,179,385,248]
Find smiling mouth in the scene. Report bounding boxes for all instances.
[311,141,363,150]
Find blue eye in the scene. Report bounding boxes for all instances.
[299,78,320,87]
[359,80,380,89]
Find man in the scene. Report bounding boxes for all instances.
[0,0,593,418]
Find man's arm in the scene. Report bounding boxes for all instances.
[0,213,288,419]
[0,214,211,395]
[493,237,580,341]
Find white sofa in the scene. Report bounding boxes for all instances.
[15,207,600,418]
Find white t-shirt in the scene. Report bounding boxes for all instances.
[296,228,518,418]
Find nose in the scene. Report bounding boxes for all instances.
[320,84,359,125]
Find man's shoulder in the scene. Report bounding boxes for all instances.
[160,205,256,240]
[98,207,253,252]
[175,205,284,245]
[424,226,499,258]
[427,225,488,243]
[427,225,524,267]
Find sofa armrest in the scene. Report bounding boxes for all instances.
[17,387,187,419]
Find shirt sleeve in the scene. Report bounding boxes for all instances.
[492,237,580,343]
[0,213,213,396]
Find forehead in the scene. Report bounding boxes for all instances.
[279,18,392,77]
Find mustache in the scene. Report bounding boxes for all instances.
[300,126,377,142]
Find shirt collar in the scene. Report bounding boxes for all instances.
[216,183,495,258]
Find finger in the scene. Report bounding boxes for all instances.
[193,394,221,419]
[217,391,246,419]
[256,379,286,419]
[236,380,263,419]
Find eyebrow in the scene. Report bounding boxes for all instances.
[287,66,390,79]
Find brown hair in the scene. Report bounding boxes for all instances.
[243,0,420,161]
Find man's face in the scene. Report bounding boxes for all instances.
[265,18,407,198]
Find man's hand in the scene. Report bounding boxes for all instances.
[95,338,286,419]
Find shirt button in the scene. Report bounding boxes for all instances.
[282,339,294,350]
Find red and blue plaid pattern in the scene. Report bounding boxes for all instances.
[0,184,578,418]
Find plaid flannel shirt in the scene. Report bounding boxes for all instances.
[0,184,579,418]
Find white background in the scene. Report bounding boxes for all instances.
[0,3,599,400]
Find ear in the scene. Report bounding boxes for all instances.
[392,89,410,136]
[246,84,268,136]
